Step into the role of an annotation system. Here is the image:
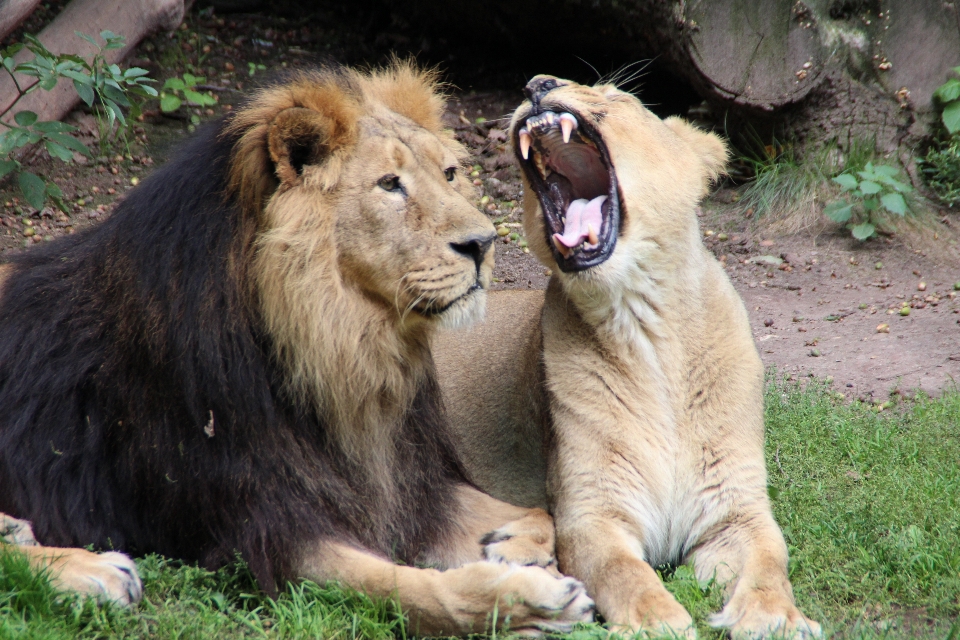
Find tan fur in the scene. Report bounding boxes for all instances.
[1,514,142,605]
[1,65,596,635]
[0,264,10,297]
[437,77,821,639]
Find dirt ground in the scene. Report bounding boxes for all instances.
[2,7,958,404]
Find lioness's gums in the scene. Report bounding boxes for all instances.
[438,76,821,639]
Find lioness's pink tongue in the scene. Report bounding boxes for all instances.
[553,195,606,249]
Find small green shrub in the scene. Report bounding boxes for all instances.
[824,162,913,240]
[0,31,155,210]
[159,73,216,117]
[933,66,960,135]
[920,137,960,207]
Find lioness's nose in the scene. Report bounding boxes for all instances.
[523,75,566,107]
[451,232,495,274]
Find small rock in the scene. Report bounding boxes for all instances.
[875,261,883,269]
[900,307,910,316]
[764,318,774,327]
[809,349,821,357]
[917,281,926,291]
[759,239,775,247]
[876,323,890,333]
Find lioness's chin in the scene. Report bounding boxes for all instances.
[436,288,487,330]
[513,100,620,273]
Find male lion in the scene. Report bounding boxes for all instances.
[435,76,821,639]
[0,64,594,636]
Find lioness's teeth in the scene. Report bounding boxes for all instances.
[553,235,573,258]
[534,152,546,176]
[587,223,598,245]
[519,128,532,160]
[559,113,577,143]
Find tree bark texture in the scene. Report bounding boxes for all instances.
[621,0,960,157]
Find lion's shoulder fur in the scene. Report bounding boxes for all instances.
[0,63,471,592]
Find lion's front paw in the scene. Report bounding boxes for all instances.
[499,567,596,637]
[710,598,822,639]
[481,508,559,576]
[47,548,143,606]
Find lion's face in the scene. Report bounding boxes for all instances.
[231,67,496,333]
[509,76,726,286]
[332,111,495,329]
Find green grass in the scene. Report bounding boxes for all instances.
[2,380,959,638]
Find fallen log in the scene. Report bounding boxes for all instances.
[0,0,43,41]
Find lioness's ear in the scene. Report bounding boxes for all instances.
[664,116,728,183]
[267,108,335,186]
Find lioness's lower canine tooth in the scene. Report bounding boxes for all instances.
[553,234,572,258]
[519,129,532,160]
[559,113,577,143]
[587,223,598,245]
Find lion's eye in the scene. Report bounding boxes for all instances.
[378,175,401,192]
[444,167,456,182]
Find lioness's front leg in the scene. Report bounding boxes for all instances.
[299,541,594,637]
[555,515,696,639]
[0,513,142,605]
[693,509,822,639]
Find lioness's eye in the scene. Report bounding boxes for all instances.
[444,167,456,182]
[378,175,401,191]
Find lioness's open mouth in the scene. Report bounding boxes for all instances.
[514,106,620,271]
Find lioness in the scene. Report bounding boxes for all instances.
[0,64,594,636]
[436,76,821,638]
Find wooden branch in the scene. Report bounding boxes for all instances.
[0,0,186,126]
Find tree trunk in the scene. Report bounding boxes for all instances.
[606,0,960,162]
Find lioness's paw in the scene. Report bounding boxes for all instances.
[710,601,822,639]
[481,509,559,576]
[49,549,143,606]
[499,567,595,636]
[612,586,696,639]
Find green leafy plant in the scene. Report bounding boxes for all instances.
[933,66,960,135]
[824,162,913,240]
[160,73,216,126]
[920,136,960,207]
[920,69,960,207]
[0,31,155,210]
[248,62,266,77]
[67,31,157,143]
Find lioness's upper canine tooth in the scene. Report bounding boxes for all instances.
[519,129,532,160]
[559,113,577,143]
[587,223,598,245]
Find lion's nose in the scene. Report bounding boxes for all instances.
[451,232,495,274]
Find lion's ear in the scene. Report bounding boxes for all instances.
[663,116,728,183]
[267,108,335,186]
